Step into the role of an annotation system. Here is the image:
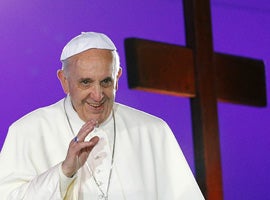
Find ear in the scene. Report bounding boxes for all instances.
[115,67,122,91]
[57,69,69,94]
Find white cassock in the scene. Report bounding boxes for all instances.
[0,96,205,200]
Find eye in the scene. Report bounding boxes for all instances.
[79,78,92,88]
[82,80,89,84]
[100,77,113,88]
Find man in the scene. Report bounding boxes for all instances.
[0,32,205,199]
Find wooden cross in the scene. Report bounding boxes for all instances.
[124,0,267,199]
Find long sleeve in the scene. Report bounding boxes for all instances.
[157,122,205,199]
[0,101,75,200]
[113,103,205,200]
[4,165,62,199]
[0,126,65,199]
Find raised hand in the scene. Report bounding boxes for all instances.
[62,120,100,177]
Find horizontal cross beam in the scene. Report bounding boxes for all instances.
[125,38,267,107]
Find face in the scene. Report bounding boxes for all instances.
[58,49,122,124]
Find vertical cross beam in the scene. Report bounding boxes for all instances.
[183,0,223,198]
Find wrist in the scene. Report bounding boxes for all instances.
[61,162,77,178]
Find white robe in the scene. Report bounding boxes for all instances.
[0,96,205,200]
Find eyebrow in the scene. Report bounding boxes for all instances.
[78,78,93,82]
[78,76,113,82]
[102,76,113,81]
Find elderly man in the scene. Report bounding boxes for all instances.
[0,32,205,199]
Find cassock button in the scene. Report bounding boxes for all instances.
[95,155,101,160]
[98,194,107,200]
[97,180,103,186]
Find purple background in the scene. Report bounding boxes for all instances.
[0,0,269,199]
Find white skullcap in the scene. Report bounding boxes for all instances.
[60,32,117,61]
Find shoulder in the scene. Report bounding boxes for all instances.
[10,98,65,130]
[115,103,162,120]
[114,103,181,154]
[114,103,170,129]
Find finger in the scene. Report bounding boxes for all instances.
[72,136,100,154]
[82,119,98,128]
[73,136,79,143]
[79,136,99,150]
[76,120,97,142]
[69,135,99,156]
[89,136,99,146]
[77,137,100,158]
[63,136,99,176]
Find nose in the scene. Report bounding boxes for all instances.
[90,84,104,101]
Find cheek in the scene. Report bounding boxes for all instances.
[62,79,70,94]
[104,87,116,98]
[69,86,87,101]
[66,81,75,94]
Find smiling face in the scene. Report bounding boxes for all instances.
[58,49,122,123]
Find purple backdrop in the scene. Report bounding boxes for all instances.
[0,0,269,199]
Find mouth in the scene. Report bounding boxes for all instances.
[89,103,102,108]
[87,99,105,110]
